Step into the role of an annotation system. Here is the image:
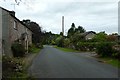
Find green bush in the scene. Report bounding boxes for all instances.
[28,45,33,53]
[87,42,96,51]
[55,36,64,47]
[112,52,120,59]
[76,42,87,51]
[28,44,41,53]
[11,42,26,57]
[76,42,97,51]
[51,40,56,45]
[96,42,114,57]
[112,45,120,59]
[64,38,70,47]
[2,56,23,78]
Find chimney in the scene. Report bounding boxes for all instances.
[10,11,15,16]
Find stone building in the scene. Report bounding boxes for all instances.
[0,7,32,57]
[82,31,96,40]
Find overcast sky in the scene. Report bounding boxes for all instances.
[0,0,119,35]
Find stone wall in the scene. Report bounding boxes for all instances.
[2,8,32,57]
[27,29,32,45]
[2,8,11,56]
[9,16,32,46]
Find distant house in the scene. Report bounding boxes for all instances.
[0,7,32,57]
[82,31,96,40]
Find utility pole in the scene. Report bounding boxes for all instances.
[11,1,20,11]
[11,3,16,11]
[62,16,64,36]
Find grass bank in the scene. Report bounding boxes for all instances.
[54,46,79,52]
[97,57,120,68]
[29,46,41,54]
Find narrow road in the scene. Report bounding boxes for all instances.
[28,45,118,78]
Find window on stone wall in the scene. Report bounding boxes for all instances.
[13,20,17,30]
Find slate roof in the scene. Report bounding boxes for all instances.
[0,7,32,33]
[81,31,96,36]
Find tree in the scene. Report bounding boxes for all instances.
[55,36,64,47]
[76,26,86,33]
[70,32,85,49]
[64,38,70,47]
[92,32,107,42]
[71,23,75,29]
[60,32,63,36]
[67,23,76,37]
[41,31,60,45]
[67,23,86,38]
[22,19,42,45]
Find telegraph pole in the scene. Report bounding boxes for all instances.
[62,16,64,36]
[11,3,16,10]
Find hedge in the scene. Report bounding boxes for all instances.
[11,42,26,57]
[96,42,115,57]
[76,42,97,51]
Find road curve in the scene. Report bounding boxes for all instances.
[28,45,118,78]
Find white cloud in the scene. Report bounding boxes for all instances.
[0,0,118,34]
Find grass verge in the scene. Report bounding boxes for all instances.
[29,47,41,53]
[98,57,120,68]
[54,46,79,52]
[54,46,94,53]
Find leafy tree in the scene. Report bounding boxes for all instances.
[22,19,42,45]
[76,26,86,33]
[67,23,86,38]
[71,23,75,29]
[70,32,85,49]
[41,31,60,45]
[64,38,70,47]
[55,36,64,47]
[67,23,86,49]
[67,23,76,37]
[60,32,63,36]
[92,32,107,42]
